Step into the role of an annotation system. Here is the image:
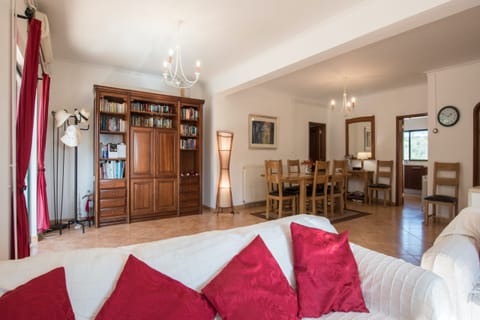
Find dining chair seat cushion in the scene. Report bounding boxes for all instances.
[284,186,300,194]
[269,189,297,196]
[424,194,457,203]
[368,183,390,189]
[306,187,325,197]
[327,186,342,194]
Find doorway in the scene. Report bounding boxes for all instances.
[395,113,428,206]
[473,102,480,186]
[309,122,326,161]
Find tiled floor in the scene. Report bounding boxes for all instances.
[35,195,449,265]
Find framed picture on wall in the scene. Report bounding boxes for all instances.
[248,114,277,149]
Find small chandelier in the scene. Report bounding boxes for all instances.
[163,21,201,89]
[330,82,356,116]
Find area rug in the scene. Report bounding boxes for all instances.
[250,209,370,224]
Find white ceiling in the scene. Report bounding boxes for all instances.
[37,0,480,101]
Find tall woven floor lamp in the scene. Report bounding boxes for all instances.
[216,131,234,213]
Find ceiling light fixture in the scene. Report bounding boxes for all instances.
[330,79,356,116]
[163,20,201,89]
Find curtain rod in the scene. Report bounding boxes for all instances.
[15,7,46,75]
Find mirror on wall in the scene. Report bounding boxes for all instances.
[345,116,375,159]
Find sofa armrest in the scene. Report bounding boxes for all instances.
[351,243,453,320]
[421,235,480,320]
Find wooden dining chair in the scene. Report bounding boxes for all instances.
[368,160,394,207]
[332,159,349,206]
[423,162,460,225]
[264,160,297,219]
[329,172,346,217]
[285,159,301,191]
[332,160,348,174]
[306,160,329,216]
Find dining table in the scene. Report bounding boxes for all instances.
[280,171,351,214]
[281,173,314,214]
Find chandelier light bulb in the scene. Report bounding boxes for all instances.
[330,99,336,110]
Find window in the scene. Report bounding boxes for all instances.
[403,129,428,161]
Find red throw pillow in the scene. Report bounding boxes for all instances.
[0,267,74,319]
[290,222,368,317]
[202,235,299,320]
[96,255,215,320]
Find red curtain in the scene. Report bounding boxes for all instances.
[37,73,51,233]
[11,18,42,259]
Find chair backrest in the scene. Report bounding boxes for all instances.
[333,160,348,174]
[264,160,283,194]
[312,160,329,195]
[315,160,330,175]
[287,159,300,174]
[376,160,394,185]
[433,162,460,198]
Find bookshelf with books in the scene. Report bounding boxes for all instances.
[94,86,130,226]
[179,100,203,215]
[94,85,204,226]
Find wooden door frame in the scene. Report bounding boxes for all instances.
[395,113,428,206]
[473,103,480,186]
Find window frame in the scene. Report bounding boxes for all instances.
[403,129,428,161]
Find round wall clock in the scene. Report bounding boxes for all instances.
[437,105,460,127]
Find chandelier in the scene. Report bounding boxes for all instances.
[162,21,201,89]
[329,83,356,116]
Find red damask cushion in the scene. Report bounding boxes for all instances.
[290,222,368,317]
[96,254,215,320]
[202,235,299,320]
[0,267,74,319]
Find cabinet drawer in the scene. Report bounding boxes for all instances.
[100,198,126,208]
[180,183,199,193]
[100,179,126,189]
[180,199,200,208]
[180,176,200,185]
[100,207,126,218]
[100,188,126,199]
[179,192,199,201]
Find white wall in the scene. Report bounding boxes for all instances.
[427,61,480,211]
[328,83,428,202]
[47,59,205,220]
[0,0,12,259]
[204,87,328,208]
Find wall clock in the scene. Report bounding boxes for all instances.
[437,105,460,127]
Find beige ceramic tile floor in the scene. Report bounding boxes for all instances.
[35,195,448,265]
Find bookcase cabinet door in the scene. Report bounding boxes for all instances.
[155,130,177,178]
[130,179,154,218]
[130,127,154,178]
[154,178,178,214]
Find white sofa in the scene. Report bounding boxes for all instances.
[1,214,451,319]
[422,207,480,320]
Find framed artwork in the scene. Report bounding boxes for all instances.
[248,114,277,149]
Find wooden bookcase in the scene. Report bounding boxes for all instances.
[94,85,204,226]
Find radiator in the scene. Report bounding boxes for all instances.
[242,165,266,204]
